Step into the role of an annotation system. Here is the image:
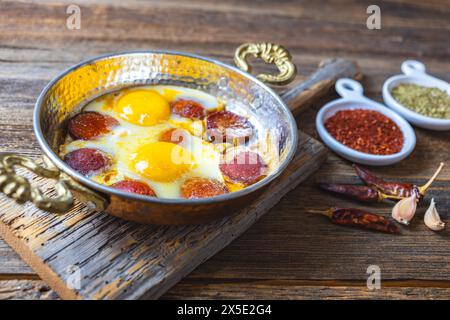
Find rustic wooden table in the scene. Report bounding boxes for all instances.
[0,0,449,300]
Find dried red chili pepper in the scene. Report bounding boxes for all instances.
[319,183,407,202]
[312,208,401,234]
[353,165,418,198]
[319,163,444,203]
[353,163,444,199]
[319,183,380,202]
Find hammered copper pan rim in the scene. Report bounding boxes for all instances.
[33,50,298,205]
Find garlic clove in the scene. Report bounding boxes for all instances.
[424,198,445,231]
[392,193,417,225]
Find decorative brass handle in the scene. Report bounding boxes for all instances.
[234,42,297,85]
[0,153,108,213]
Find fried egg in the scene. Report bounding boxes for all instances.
[60,85,226,198]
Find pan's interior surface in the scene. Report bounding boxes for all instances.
[35,51,297,203]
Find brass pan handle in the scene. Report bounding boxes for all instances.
[0,153,108,213]
[234,42,297,85]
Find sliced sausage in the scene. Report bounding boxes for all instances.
[159,128,189,145]
[181,177,229,199]
[171,100,206,120]
[110,180,156,196]
[220,151,266,185]
[206,110,253,143]
[64,148,110,176]
[68,111,119,140]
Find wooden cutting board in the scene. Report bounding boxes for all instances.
[0,58,359,299]
[0,131,325,300]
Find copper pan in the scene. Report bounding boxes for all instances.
[0,43,300,225]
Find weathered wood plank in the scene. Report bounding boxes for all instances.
[281,58,362,116]
[0,241,33,275]
[0,0,449,60]
[4,278,450,300]
[0,280,57,300]
[163,280,450,300]
[185,182,450,282]
[3,278,450,300]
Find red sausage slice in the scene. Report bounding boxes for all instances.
[159,128,189,145]
[181,177,229,199]
[220,151,266,185]
[171,100,206,120]
[68,111,119,140]
[111,180,156,196]
[206,110,253,143]
[64,148,110,175]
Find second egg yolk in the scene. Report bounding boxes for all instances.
[115,90,170,126]
[130,142,194,182]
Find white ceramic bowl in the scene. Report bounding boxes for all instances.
[383,60,450,131]
[316,78,416,166]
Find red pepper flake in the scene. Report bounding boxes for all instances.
[324,109,403,155]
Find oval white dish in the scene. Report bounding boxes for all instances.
[383,60,450,131]
[316,78,416,166]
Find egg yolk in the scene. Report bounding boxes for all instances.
[130,142,194,182]
[115,90,170,126]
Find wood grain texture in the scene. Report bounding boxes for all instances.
[0,241,33,275]
[0,280,58,300]
[3,279,450,300]
[281,58,361,116]
[0,0,449,300]
[162,280,450,300]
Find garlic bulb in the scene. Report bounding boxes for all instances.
[392,193,417,225]
[424,198,445,231]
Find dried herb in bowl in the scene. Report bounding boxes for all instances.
[324,109,404,155]
[391,84,450,119]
